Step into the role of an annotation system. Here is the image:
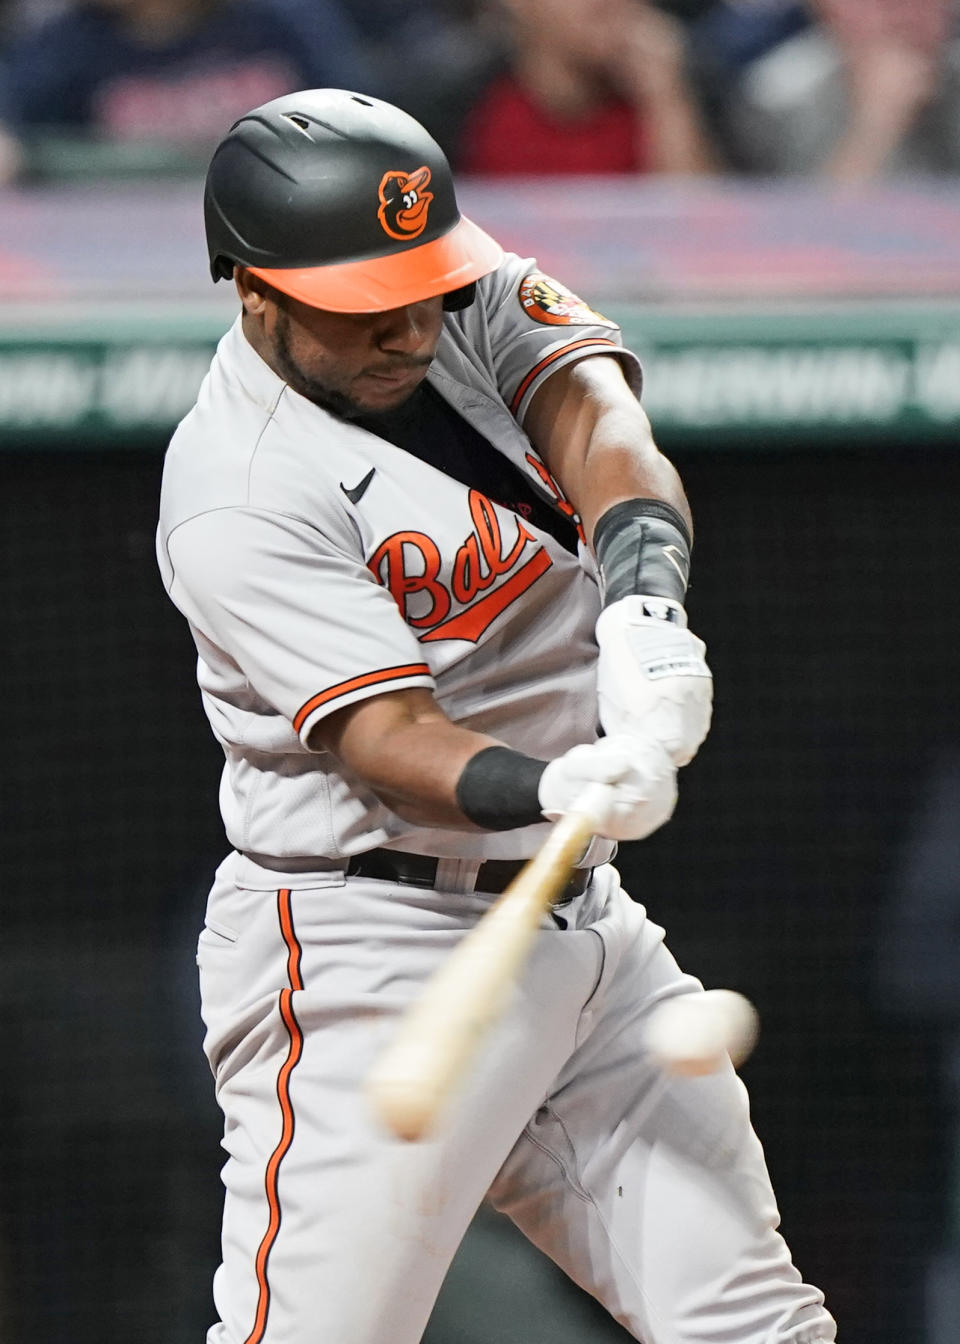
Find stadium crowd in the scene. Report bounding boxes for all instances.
[0,0,958,185]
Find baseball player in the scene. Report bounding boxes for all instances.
[157,89,836,1344]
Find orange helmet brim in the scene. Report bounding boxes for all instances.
[246,215,503,313]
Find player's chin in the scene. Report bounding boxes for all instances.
[353,366,428,411]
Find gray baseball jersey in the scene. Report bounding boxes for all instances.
[157,254,633,865]
[163,254,837,1344]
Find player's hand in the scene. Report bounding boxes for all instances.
[538,735,677,842]
[595,595,713,767]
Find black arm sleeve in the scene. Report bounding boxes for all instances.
[455,745,547,830]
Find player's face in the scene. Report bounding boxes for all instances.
[266,290,445,418]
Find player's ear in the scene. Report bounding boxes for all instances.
[235,265,270,317]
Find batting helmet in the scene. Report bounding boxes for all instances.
[204,88,503,313]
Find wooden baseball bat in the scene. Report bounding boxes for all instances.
[366,783,611,1141]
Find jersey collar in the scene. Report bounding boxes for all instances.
[222,316,289,416]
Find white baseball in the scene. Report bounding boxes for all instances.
[643,990,759,1077]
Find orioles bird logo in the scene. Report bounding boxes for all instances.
[377,166,433,241]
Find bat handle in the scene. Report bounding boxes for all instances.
[544,780,614,861]
[366,782,616,1142]
[569,779,615,829]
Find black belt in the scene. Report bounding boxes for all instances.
[344,848,592,905]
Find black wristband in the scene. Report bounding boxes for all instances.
[455,745,547,831]
[592,498,691,608]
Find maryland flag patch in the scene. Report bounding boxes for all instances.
[518,272,617,328]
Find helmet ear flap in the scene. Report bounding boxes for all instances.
[442,283,476,311]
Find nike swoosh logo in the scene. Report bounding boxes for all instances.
[340,467,376,505]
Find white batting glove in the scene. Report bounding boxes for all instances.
[538,735,677,842]
[595,595,713,767]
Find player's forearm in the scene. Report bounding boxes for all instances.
[310,683,681,838]
[361,731,514,829]
[309,688,537,829]
[575,404,692,548]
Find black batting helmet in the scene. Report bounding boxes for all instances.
[204,88,503,313]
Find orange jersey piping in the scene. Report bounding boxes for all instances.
[293,662,432,733]
[509,338,619,417]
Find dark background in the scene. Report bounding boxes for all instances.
[2,439,956,1343]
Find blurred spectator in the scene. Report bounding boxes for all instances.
[680,0,809,170]
[338,1,503,157]
[0,0,67,38]
[0,0,376,183]
[0,0,66,146]
[813,0,958,180]
[457,0,718,175]
[655,0,716,15]
[692,0,960,179]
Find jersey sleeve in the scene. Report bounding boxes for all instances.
[474,253,644,423]
[163,506,435,748]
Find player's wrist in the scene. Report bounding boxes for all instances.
[455,745,547,830]
[538,736,678,841]
[592,498,691,610]
[596,594,688,636]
